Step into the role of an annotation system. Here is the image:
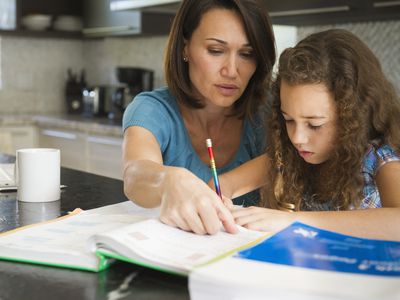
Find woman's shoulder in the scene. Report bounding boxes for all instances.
[133,87,176,106]
[122,87,182,131]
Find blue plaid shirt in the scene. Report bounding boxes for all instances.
[361,142,400,208]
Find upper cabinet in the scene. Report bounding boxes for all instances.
[0,0,174,39]
[110,0,400,26]
[0,0,83,38]
[83,0,174,37]
[266,0,400,26]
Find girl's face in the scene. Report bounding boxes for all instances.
[184,8,257,109]
[280,80,338,165]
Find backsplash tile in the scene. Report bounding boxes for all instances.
[0,20,399,115]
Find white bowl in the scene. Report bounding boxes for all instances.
[22,14,51,31]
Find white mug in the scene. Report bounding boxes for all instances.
[16,148,61,203]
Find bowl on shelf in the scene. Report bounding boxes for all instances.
[21,14,52,31]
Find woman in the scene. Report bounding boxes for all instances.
[221,29,400,240]
[122,0,276,235]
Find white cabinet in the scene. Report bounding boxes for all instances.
[87,134,123,180]
[38,127,123,179]
[0,126,38,155]
[38,128,86,172]
[1,120,123,180]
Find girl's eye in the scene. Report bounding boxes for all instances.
[284,119,293,124]
[308,124,323,130]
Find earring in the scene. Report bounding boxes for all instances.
[183,56,188,62]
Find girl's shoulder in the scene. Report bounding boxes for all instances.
[363,141,400,175]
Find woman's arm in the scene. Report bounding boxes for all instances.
[217,154,270,199]
[123,126,237,235]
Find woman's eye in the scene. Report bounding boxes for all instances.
[240,51,254,59]
[208,48,223,55]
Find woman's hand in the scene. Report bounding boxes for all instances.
[159,167,238,235]
[231,206,296,233]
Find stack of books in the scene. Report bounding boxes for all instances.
[189,222,400,300]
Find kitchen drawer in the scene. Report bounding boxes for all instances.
[38,128,86,171]
[86,134,123,180]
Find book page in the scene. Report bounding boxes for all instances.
[0,201,157,269]
[94,219,268,273]
[0,212,145,254]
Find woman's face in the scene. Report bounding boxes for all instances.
[280,80,338,165]
[184,8,256,109]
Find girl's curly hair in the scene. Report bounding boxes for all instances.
[261,29,400,211]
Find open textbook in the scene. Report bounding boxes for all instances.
[0,201,267,273]
[189,222,400,300]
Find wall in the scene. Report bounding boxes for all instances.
[0,35,168,114]
[0,20,399,115]
[0,36,84,114]
[82,36,168,88]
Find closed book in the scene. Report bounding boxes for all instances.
[189,222,400,300]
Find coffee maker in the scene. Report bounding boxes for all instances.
[108,67,154,121]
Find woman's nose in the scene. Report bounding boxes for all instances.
[221,55,238,78]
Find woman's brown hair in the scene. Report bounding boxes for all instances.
[164,0,276,119]
[263,29,400,211]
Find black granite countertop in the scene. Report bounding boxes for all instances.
[0,154,189,300]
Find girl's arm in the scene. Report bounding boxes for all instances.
[232,161,400,241]
[217,154,270,199]
[232,206,400,241]
[123,126,237,235]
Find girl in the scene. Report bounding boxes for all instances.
[221,29,400,240]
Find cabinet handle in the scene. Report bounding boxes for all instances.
[41,129,77,140]
[87,136,122,146]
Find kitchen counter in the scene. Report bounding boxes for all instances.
[0,114,123,137]
[0,153,189,300]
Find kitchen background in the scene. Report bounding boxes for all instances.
[0,24,399,114]
[0,0,400,179]
[0,1,399,114]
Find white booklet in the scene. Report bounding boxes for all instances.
[0,201,267,274]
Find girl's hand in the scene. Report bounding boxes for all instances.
[232,206,296,233]
[159,168,238,235]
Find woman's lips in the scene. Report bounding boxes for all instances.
[216,84,238,96]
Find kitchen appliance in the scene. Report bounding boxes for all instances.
[65,69,86,114]
[82,85,120,118]
[108,67,154,120]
